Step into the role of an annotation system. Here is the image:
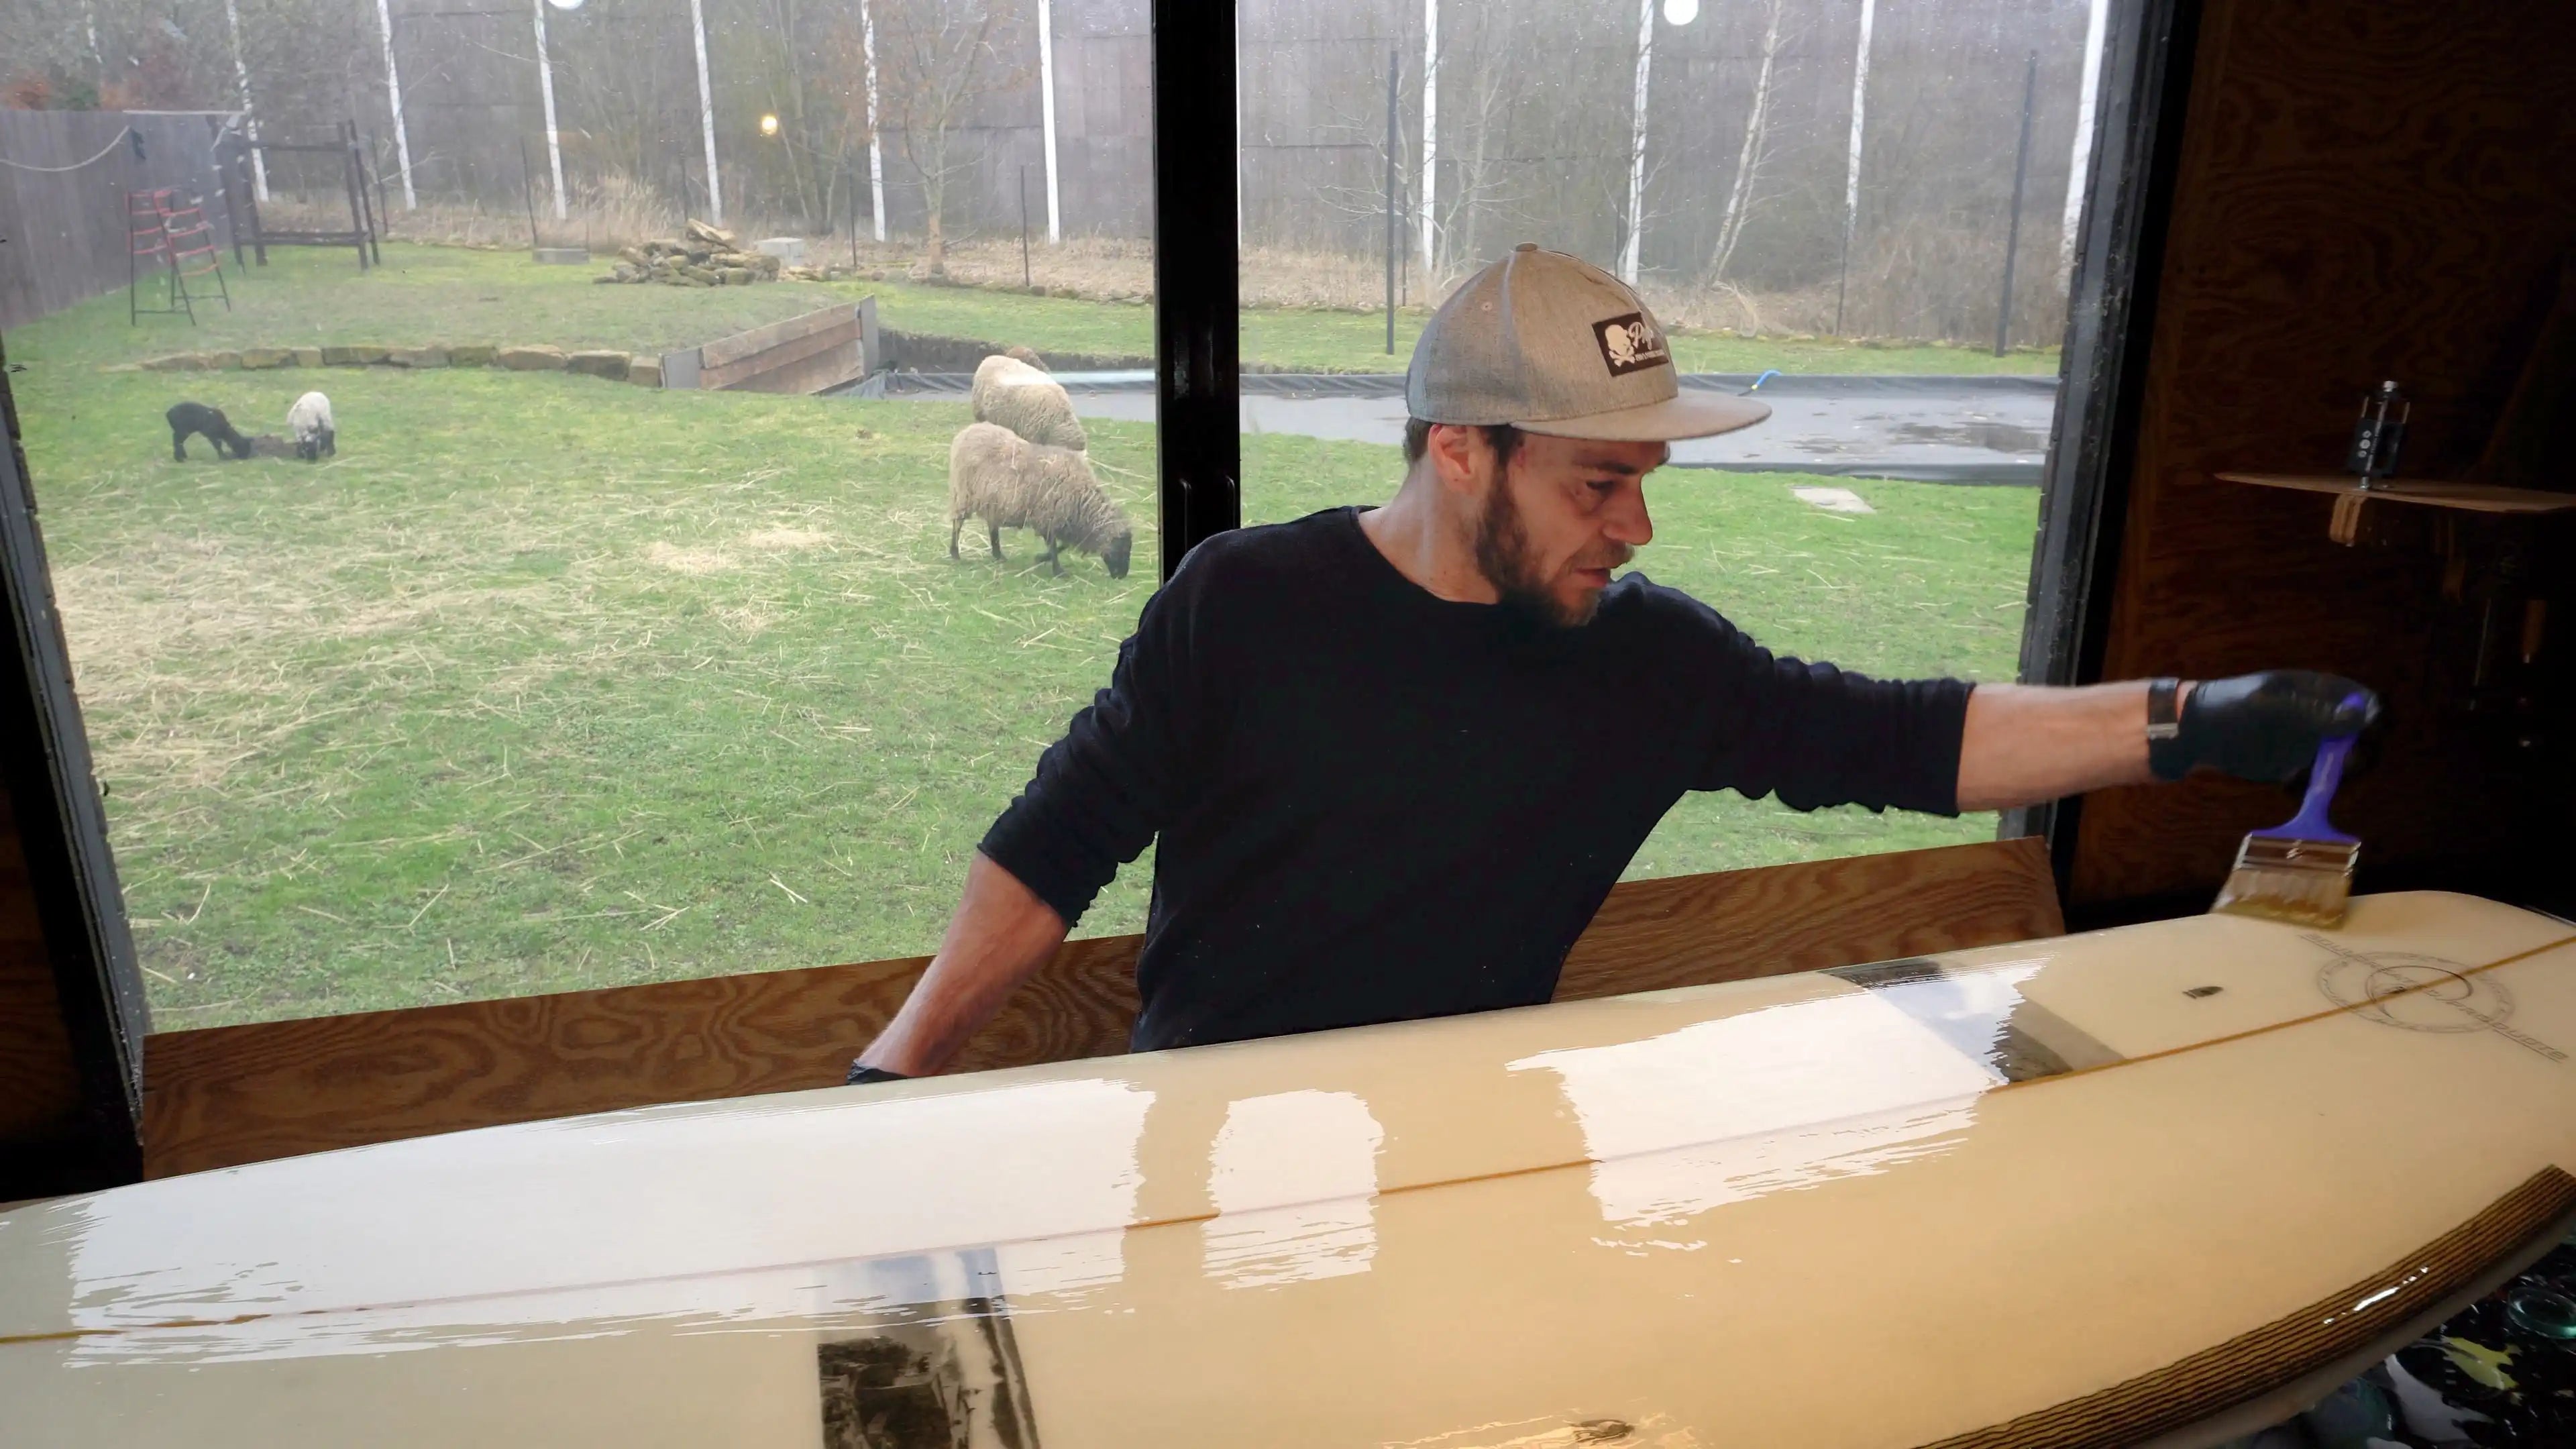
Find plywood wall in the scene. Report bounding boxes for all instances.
[2068,0,2576,913]
[0,784,84,1150]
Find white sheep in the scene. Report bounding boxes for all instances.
[970,354,1087,452]
[948,421,1132,578]
[286,391,335,462]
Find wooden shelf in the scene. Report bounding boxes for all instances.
[2219,473,2576,513]
[2217,473,2576,545]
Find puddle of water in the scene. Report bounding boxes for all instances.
[1889,419,2047,452]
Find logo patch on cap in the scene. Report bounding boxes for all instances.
[1591,313,1670,377]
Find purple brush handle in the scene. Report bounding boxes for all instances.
[2249,692,2366,845]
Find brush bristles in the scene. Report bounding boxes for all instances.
[2211,837,2359,928]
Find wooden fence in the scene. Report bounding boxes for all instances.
[0,111,244,331]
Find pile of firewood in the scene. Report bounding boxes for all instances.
[598,221,827,286]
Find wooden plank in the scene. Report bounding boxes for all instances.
[138,838,2059,1178]
[697,317,861,392]
[138,934,1138,1181]
[1555,835,2061,1002]
[696,304,858,372]
[716,336,866,396]
[727,339,866,394]
[2216,474,2576,515]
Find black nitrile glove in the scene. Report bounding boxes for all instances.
[2150,670,2382,783]
[845,1061,912,1087]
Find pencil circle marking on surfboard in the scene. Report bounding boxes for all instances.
[2304,930,2568,1061]
[2317,953,2508,1033]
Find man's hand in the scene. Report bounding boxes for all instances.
[1955,670,2381,812]
[2151,670,2380,782]
[847,851,1071,1078]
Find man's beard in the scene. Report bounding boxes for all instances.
[1472,481,1629,629]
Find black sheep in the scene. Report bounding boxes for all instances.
[166,402,252,462]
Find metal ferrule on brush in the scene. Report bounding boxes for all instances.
[2229,833,2360,876]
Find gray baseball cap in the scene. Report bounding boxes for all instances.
[1406,244,1770,441]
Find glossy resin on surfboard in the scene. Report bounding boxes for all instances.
[3,891,2573,1448]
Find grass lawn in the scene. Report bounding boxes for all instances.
[9,254,2041,1029]
[864,278,2059,377]
[50,241,2059,377]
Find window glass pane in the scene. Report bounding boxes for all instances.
[1237,0,2091,879]
[2,0,1152,1026]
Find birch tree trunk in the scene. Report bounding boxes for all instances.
[690,0,723,224]
[374,0,415,208]
[223,0,268,200]
[1618,0,1654,286]
[1419,0,1437,274]
[1706,0,1785,284]
[2059,0,2111,287]
[861,0,885,241]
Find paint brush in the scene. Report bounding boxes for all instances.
[2210,693,2367,928]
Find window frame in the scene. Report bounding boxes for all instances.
[1999,0,2202,891]
[0,0,2194,1199]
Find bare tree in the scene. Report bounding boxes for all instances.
[867,0,1013,274]
[748,0,862,233]
[1705,0,1787,284]
[1430,1,1533,275]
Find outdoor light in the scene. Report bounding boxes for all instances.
[545,0,584,11]
[759,113,781,138]
[1662,0,1699,23]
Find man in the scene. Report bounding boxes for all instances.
[849,245,2375,1081]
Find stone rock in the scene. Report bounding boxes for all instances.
[720,267,755,286]
[290,347,325,368]
[627,357,663,388]
[496,345,569,370]
[319,344,390,366]
[566,350,631,381]
[238,347,295,370]
[203,351,244,370]
[141,354,203,371]
[684,219,737,248]
[389,346,450,368]
[447,344,496,368]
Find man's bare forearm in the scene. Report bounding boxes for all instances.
[854,851,1070,1077]
[1955,680,2193,812]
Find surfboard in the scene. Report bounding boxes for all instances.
[3,890,2572,1448]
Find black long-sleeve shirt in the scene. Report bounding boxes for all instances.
[981,507,1972,1052]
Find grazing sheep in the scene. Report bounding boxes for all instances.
[948,421,1133,579]
[971,354,1087,452]
[166,401,251,461]
[287,391,336,462]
